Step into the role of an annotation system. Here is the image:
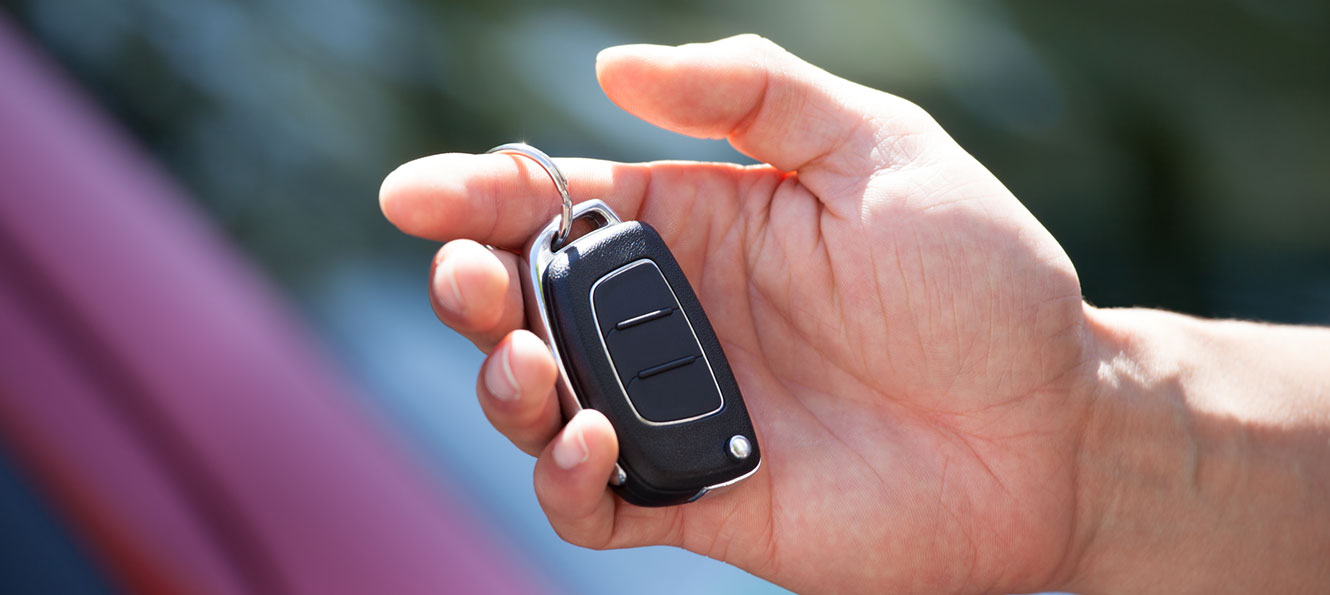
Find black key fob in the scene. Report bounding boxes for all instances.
[499,145,761,507]
[522,199,761,506]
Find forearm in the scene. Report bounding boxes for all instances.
[1066,306,1330,594]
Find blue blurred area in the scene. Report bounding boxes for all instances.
[0,450,113,595]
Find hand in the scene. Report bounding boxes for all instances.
[380,35,1095,594]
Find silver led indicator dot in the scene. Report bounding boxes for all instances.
[728,435,752,460]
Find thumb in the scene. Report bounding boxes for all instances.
[595,34,941,187]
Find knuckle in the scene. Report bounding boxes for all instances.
[893,97,938,127]
[858,95,944,167]
[864,92,934,126]
[725,33,785,57]
[885,95,940,133]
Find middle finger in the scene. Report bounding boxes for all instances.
[429,239,525,353]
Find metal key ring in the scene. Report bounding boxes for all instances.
[486,142,573,249]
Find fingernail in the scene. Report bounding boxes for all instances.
[434,259,466,316]
[553,427,588,470]
[484,341,521,402]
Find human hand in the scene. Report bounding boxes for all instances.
[379,35,1096,594]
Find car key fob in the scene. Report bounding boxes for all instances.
[493,144,761,507]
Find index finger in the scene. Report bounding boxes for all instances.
[379,153,650,249]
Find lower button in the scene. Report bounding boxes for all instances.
[624,357,721,423]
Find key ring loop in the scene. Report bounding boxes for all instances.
[486,142,573,249]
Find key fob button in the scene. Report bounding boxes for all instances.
[590,262,677,335]
[600,308,699,388]
[625,356,722,422]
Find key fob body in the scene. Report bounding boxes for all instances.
[521,200,761,507]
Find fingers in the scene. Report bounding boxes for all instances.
[475,335,696,554]
[381,154,649,247]
[596,34,938,182]
[533,410,682,550]
[428,240,523,352]
[434,245,688,552]
[476,330,562,456]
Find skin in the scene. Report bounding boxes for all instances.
[379,35,1330,594]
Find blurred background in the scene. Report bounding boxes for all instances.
[0,0,1326,593]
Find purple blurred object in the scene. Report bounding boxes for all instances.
[0,15,538,595]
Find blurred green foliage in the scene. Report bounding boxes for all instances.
[4,0,1328,321]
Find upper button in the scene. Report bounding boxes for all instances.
[591,261,677,335]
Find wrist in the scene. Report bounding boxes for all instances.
[1062,306,1208,594]
[1061,305,1330,594]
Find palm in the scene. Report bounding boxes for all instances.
[646,151,1087,593]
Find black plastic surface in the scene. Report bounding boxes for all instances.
[595,262,721,423]
[543,221,760,507]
